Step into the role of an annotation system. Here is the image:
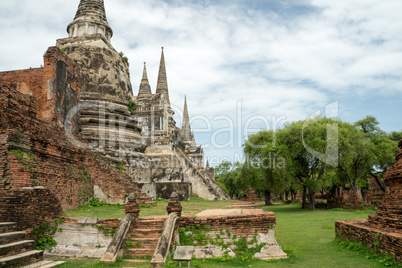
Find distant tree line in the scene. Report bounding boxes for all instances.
[215,116,401,209]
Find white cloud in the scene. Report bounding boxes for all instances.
[0,0,401,162]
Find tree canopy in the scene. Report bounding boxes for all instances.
[216,115,399,209]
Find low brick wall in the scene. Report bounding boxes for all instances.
[179,210,276,239]
[335,220,402,263]
[0,187,62,232]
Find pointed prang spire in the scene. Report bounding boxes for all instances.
[206,160,210,169]
[156,47,170,104]
[182,96,191,141]
[142,62,148,81]
[138,62,152,97]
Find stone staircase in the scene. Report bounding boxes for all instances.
[125,216,167,259]
[0,222,64,268]
[229,201,262,210]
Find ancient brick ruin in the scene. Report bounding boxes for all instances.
[238,187,263,203]
[335,139,402,263]
[55,0,228,201]
[0,48,153,225]
[0,0,228,229]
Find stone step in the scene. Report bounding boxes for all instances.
[135,219,165,224]
[132,224,164,229]
[0,250,43,268]
[129,242,158,249]
[126,248,155,256]
[0,223,18,234]
[134,220,164,225]
[0,240,35,258]
[0,232,26,245]
[22,260,66,268]
[126,259,150,263]
[131,229,161,238]
[130,237,159,243]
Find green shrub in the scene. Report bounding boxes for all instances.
[30,219,65,251]
[119,52,129,66]
[128,99,135,113]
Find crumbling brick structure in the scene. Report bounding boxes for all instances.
[179,211,276,239]
[335,139,402,263]
[363,175,386,207]
[327,186,365,208]
[0,47,151,231]
[238,187,262,203]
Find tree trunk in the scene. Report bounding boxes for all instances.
[264,190,272,206]
[290,189,296,201]
[305,189,316,210]
[352,187,360,207]
[371,174,386,192]
[302,185,307,209]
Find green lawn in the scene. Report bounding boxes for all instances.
[57,201,399,267]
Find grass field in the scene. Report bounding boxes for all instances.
[56,201,400,267]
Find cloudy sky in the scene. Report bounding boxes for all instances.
[1,0,401,165]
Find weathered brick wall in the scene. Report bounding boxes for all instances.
[0,68,44,100]
[0,58,148,233]
[335,220,401,263]
[179,211,276,240]
[0,85,140,210]
[0,47,80,127]
[0,188,62,232]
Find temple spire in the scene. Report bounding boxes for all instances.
[206,160,210,169]
[182,96,191,141]
[156,47,170,104]
[67,0,113,42]
[142,62,149,82]
[138,62,152,97]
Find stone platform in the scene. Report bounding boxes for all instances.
[180,208,287,260]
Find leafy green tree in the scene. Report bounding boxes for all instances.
[337,121,375,200]
[215,161,232,176]
[215,161,244,198]
[278,118,338,209]
[244,130,291,206]
[335,117,398,201]
[242,115,398,209]
[389,130,402,142]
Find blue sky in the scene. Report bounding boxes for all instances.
[0,0,401,165]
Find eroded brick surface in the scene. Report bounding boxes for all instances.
[179,211,276,239]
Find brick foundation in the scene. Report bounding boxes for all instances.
[335,220,402,263]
